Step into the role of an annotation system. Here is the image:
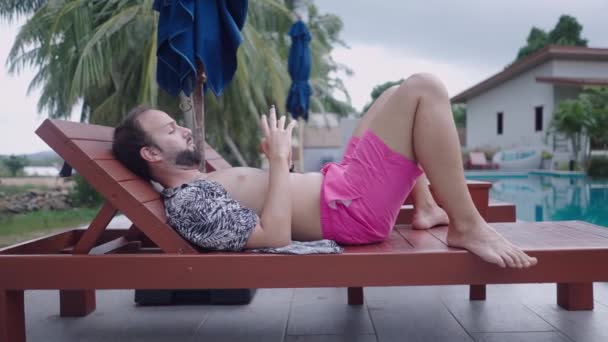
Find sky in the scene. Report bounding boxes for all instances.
[1,0,607,155]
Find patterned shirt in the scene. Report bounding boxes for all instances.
[162,179,257,251]
[162,178,344,255]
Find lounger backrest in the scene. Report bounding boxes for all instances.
[469,152,488,165]
[35,119,231,254]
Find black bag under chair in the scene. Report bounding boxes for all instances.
[134,289,257,305]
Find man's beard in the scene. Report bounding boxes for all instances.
[174,147,202,168]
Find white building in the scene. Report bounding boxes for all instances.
[298,113,359,172]
[452,46,608,164]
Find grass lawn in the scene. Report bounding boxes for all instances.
[0,207,99,247]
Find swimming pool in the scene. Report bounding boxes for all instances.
[465,173,608,228]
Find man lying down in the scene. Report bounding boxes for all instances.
[112,74,537,268]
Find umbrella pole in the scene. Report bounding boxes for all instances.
[298,117,305,172]
[193,63,207,172]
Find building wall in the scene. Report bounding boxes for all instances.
[553,60,608,78]
[466,61,555,150]
[303,147,343,172]
[301,114,360,172]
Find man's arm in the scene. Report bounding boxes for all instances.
[245,157,291,248]
[244,106,296,249]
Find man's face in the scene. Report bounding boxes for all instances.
[137,110,201,169]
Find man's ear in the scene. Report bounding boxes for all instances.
[140,146,162,163]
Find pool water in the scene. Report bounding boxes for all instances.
[465,174,608,228]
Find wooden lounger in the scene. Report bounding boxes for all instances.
[1,119,607,342]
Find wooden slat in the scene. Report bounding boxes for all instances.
[0,230,78,255]
[495,222,608,250]
[94,160,139,182]
[1,246,608,289]
[397,201,516,225]
[90,237,141,255]
[35,119,197,254]
[48,119,114,141]
[119,180,161,203]
[553,221,608,239]
[404,179,492,205]
[73,202,117,254]
[72,140,114,160]
[397,225,455,251]
[142,200,168,223]
[343,229,414,254]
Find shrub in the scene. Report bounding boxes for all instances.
[588,157,608,178]
[69,175,103,207]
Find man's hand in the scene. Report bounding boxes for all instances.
[260,106,297,165]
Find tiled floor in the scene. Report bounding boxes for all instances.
[21,283,608,342]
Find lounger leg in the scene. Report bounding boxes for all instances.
[60,290,96,317]
[347,287,364,305]
[0,289,26,342]
[469,284,486,300]
[557,283,593,311]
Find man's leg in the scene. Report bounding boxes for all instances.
[351,86,449,229]
[367,73,537,268]
[410,173,449,229]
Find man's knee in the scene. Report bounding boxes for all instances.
[400,72,448,98]
[380,84,401,99]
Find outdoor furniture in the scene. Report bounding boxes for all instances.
[466,151,499,169]
[2,119,608,342]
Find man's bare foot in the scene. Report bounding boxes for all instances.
[447,221,538,268]
[412,204,449,229]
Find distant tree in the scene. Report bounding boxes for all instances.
[516,27,549,61]
[551,98,588,168]
[550,87,608,168]
[516,15,587,61]
[581,87,608,150]
[362,79,403,113]
[3,155,28,176]
[548,15,588,46]
[452,104,466,128]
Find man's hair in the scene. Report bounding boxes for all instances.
[112,106,156,182]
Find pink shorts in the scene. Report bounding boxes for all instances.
[320,129,423,244]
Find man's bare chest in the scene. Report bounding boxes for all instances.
[206,167,269,212]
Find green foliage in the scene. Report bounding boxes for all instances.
[588,157,608,178]
[452,104,466,128]
[0,207,99,246]
[2,155,28,176]
[69,175,103,207]
[582,87,608,149]
[550,87,608,168]
[0,184,50,197]
[516,27,549,61]
[362,79,403,113]
[516,15,587,61]
[548,15,588,46]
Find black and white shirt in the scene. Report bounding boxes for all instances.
[162,179,257,251]
[162,178,344,255]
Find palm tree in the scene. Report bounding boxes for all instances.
[2,0,352,167]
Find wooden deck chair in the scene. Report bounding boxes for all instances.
[2,119,608,342]
[467,151,499,169]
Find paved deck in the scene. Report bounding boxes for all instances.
[23,282,608,342]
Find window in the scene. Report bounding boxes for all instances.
[535,106,543,132]
[497,112,503,135]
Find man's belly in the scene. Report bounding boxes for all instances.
[207,167,324,241]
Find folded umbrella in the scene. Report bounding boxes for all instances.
[286,20,312,121]
[154,0,248,97]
